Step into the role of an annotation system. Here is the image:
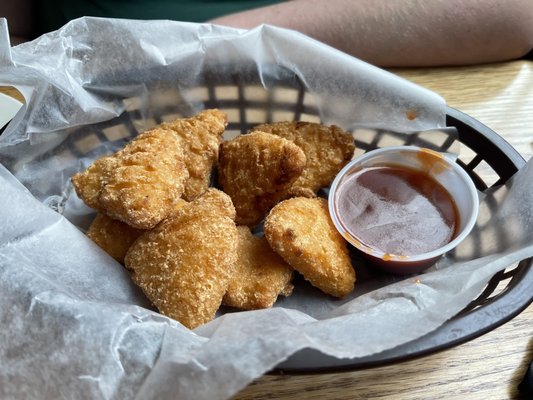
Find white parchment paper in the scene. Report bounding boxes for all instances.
[0,17,532,400]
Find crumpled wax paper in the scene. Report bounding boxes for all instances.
[0,17,532,400]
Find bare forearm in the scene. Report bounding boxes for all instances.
[210,0,533,67]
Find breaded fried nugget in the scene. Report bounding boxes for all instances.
[162,109,228,201]
[223,226,294,310]
[86,213,144,264]
[98,128,189,229]
[252,121,355,196]
[218,131,306,227]
[71,156,120,210]
[86,199,188,264]
[264,197,355,298]
[190,187,236,220]
[124,189,238,329]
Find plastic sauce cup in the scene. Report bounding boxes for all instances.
[328,146,479,274]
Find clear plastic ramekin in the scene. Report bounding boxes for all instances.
[328,146,479,274]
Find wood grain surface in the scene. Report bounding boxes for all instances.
[0,85,25,103]
[1,61,532,400]
[233,61,533,400]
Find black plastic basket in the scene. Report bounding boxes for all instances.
[4,67,531,373]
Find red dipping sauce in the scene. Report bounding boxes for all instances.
[335,164,459,256]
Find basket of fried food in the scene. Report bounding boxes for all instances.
[72,108,358,329]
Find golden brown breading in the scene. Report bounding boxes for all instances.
[218,131,306,227]
[124,189,238,329]
[72,156,120,210]
[86,213,144,264]
[189,186,236,220]
[86,199,188,264]
[252,121,355,196]
[162,109,228,201]
[264,197,355,298]
[223,226,294,310]
[98,128,189,229]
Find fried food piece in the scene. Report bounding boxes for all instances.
[73,109,225,212]
[86,199,188,264]
[223,226,294,310]
[189,187,235,220]
[124,189,238,329]
[72,127,188,228]
[72,156,120,210]
[252,121,355,196]
[98,127,189,229]
[218,131,306,227]
[86,213,144,264]
[162,109,228,201]
[264,197,355,297]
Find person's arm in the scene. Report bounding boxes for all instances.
[209,0,533,67]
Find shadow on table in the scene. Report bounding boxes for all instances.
[514,336,533,399]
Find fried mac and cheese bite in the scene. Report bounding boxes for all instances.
[218,131,306,227]
[124,189,238,329]
[71,156,120,211]
[161,109,228,201]
[223,226,294,310]
[72,127,189,229]
[86,213,144,264]
[98,128,189,229]
[72,109,228,229]
[86,199,188,264]
[252,121,355,197]
[264,197,356,298]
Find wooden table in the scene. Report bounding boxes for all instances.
[233,60,533,400]
[1,61,532,400]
